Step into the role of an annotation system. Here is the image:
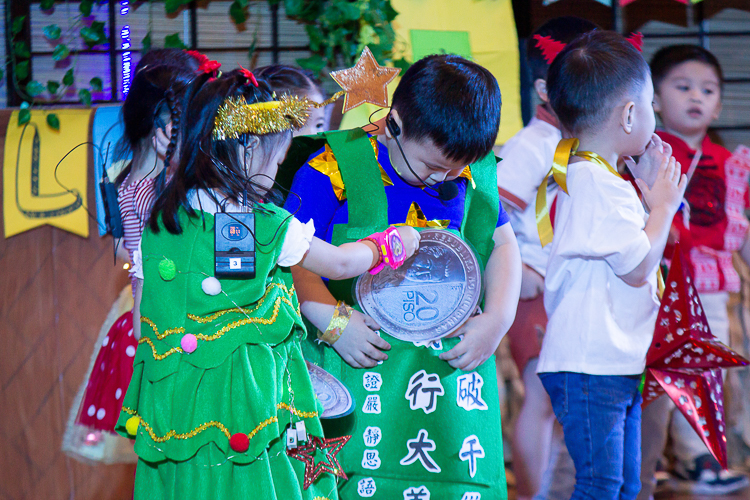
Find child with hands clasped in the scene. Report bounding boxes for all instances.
[496,17,597,500]
[114,69,418,500]
[536,31,686,500]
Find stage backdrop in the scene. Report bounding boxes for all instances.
[3,109,92,239]
[340,0,523,144]
[0,108,135,500]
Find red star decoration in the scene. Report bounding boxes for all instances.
[286,435,351,489]
[643,242,748,468]
[330,47,400,113]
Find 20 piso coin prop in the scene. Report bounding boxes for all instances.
[355,229,482,342]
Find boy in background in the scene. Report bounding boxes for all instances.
[496,16,596,500]
[539,30,686,499]
[638,44,750,499]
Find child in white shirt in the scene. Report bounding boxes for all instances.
[497,16,596,500]
[537,30,687,499]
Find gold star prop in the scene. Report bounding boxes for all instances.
[331,46,400,113]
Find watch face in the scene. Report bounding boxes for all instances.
[388,232,404,259]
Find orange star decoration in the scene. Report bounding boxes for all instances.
[287,435,351,489]
[331,47,400,113]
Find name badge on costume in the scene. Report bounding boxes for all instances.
[214,212,256,279]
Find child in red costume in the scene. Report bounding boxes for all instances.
[638,44,750,499]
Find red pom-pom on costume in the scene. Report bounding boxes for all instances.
[229,433,249,453]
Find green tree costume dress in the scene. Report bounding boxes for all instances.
[285,130,509,500]
[115,204,338,500]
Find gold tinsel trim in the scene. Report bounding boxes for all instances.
[246,416,278,440]
[138,295,299,360]
[277,402,318,419]
[120,404,317,445]
[138,336,184,360]
[141,316,184,340]
[123,408,232,442]
[213,92,344,140]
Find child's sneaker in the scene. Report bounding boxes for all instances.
[668,454,749,495]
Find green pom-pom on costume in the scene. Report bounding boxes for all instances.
[158,258,177,281]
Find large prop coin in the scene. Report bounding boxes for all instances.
[306,361,354,419]
[355,229,482,342]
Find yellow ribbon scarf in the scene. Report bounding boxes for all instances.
[535,138,622,247]
[535,138,664,296]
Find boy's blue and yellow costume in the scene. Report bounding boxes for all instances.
[286,129,510,499]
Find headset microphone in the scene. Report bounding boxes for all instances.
[386,115,459,202]
[436,181,459,201]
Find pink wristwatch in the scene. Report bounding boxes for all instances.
[363,227,407,275]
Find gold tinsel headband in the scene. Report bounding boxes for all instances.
[212,91,344,140]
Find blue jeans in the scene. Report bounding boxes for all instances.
[539,372,642,500]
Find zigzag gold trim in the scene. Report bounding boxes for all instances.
[138,296,299,360]
[138,336,183,360]
[277,402,318,419]
[122,406,232,442]
[187,282,294,324]
[141,316,184,340]
[247,416,278,440]
[120,403,317,445]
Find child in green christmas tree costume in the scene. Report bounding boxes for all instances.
[284,55,522,499]
[114,69,420,500]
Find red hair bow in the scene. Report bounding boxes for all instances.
[239,66,259,87]
[534,35,567,65]
[534,31,644,66]
[185,50,221,76]
[626,32,644,52]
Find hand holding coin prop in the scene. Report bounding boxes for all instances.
[331,310,390,369]
[439,312,505,372]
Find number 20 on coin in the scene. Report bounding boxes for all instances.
[402,290,439,322]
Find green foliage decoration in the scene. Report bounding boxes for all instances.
[5,1,110,127]
[161,0,399,75]
[46,112,60,130]
[4,0,401,130]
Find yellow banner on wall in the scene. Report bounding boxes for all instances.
[3,109,92,238]
[339,0,523,144]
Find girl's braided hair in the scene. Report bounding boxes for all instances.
[115,49,200,189]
